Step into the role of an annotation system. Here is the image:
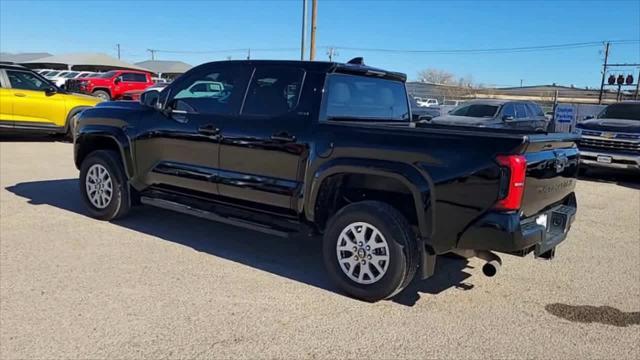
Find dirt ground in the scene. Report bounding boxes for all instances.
[1,140,639,359]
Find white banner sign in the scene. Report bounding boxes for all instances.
[554,104,577,133]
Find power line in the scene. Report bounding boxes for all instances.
[329,40,639,55]
[149,48,299,55]
[143,40,638,58]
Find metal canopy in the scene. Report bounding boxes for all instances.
[134,60,192,75]
[21,53,152,72]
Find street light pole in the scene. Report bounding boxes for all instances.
[301,0,307,61]
[309,0,317,61]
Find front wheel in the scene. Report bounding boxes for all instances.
[323,201,418,302]
[92,90,111,101]
[79,150,131,220]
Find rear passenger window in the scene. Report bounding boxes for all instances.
[242,67,304,116]
[324,74,409,121]
[515,103,528,119]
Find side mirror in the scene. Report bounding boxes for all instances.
[45,86,57,96]
[502,115,515,122]
[140,91,160,108]
[114,77,121,84]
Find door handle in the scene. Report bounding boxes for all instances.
[198,125,220,136]
[270,133,296,142]
[14,93,26,97]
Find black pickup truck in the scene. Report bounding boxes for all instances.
[74,59,579,301]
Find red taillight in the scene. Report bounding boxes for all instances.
[494,155,527,211]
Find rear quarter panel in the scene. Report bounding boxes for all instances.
[307,122,527,254]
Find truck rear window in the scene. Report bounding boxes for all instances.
[324,74,409,122]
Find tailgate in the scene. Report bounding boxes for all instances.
[520,133,580,218]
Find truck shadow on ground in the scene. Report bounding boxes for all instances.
[545,303,640,327]
[6,178,474,307]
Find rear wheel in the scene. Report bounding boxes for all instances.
[92,90,110,101]
[79,150,130,220]
[323,201,418,302]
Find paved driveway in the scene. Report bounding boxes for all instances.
[1,141,638,359]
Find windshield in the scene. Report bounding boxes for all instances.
[599,103,640,121]
[450,104,499,118]
[94,71,118,79]
[63,72,79,78]
[45,71,60,77]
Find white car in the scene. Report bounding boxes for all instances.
[43,70,67,79]
[50,71,97,87]
[416,98,439,107]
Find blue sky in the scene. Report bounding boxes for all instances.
[1,0,638,87]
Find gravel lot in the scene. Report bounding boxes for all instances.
[1,140,639,359]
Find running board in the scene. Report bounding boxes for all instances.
[140,196,297,238]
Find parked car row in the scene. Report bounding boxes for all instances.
[36,69,100,88]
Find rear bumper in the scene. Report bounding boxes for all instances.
[457,201,576,257]
[579,149,640,171]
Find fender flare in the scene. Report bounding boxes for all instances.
[64,106,91,133]
[305,158,435,239]
[75,125,134,178]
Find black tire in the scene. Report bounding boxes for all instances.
[92,90,111,101]
[79,150,131,220]
[323,201,418,302]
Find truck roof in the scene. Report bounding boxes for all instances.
[189,59,407,82]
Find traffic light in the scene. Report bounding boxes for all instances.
[616,75,625,85]
[626,74,634,85]
[608,75,616,85]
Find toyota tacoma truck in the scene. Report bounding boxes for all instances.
[73,59,579,302]
[576,101,640,172]
[66,70,154,101]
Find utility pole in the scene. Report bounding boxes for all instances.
[309,0,317,61]
[598,42,610,104]
[247,48,251,60]
[147,49,157,60]
[301,0,307,61]
[636,69,640,100]
[520,79,523,87]
[116,44,121,60]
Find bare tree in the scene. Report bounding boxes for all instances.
[457,74,474,88]
[417,68,456,84]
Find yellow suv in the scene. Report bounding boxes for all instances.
[0,64,101,138]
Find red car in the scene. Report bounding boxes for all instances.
[66,70,154,101]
